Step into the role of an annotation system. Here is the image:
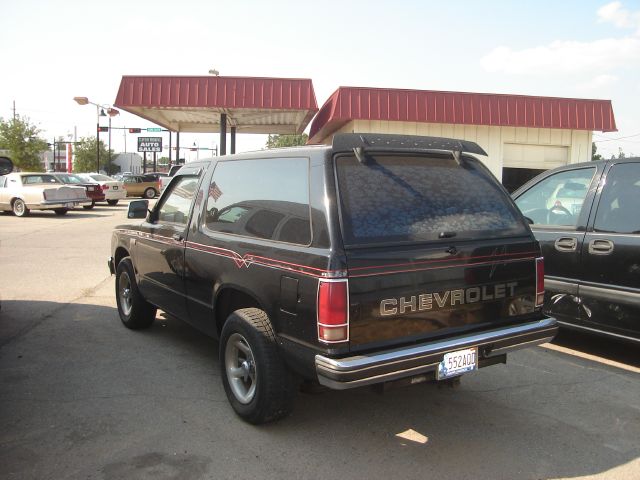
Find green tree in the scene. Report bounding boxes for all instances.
[73,136,112,173]
[0,115,48,171]
[591,142,602,161]
[266,133,308,149]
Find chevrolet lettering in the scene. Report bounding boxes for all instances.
[380,282,519,316]
[109,133,558,424]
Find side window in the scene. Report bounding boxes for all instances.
[515,167,596,227]
[594,163,640,234]
[204,157,311,244]
[156,176,199,225]
[0,177,6,188]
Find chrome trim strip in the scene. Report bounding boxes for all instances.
[315,318,557,389]
[557,321,640,344]
[545,278,579,295]
[580,285,640,307]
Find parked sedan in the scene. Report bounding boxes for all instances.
[78,173,126,205]
[53,173,105,209]
[512,157,640,343]
[0,172,90,216]
[122,174,160,199]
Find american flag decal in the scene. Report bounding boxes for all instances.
[209,182,222,201]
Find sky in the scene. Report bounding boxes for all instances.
[1,0,639,161]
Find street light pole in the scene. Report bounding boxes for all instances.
[73,97,119,173]
[96,105,100,172]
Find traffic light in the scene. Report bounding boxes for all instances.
[98,126,109,132]
[128,128,141,133]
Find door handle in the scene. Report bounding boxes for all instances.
[554,237,577,252]
[172,233,184,242]
[588,239,614,255]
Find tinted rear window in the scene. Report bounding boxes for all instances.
[335,154,527,245]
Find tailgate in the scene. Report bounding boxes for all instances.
[346,239,540,349]
[333,150,539,351]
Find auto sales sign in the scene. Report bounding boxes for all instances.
[137,137,162,153]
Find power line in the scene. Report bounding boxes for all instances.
[593,132,640,142]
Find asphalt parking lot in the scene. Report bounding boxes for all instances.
[1,202,639,480]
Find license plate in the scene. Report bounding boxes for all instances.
[112,186,118,190]
[437,347,477,380]
[65,202,75,208]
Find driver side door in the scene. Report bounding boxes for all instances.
[513,165,603,323]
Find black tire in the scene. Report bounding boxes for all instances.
[143,188,156,199]
[54,208,68,215]
[220,308,294,424]
[107,199,119,206]
[12,199,29,217]
[83,201,95,210]
[115,257,157,329]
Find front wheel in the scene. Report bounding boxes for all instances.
[115,257,157,329]
[107,199,119,206]
[12,199,29,217]
[220,308,294,424]
[143,188,156,199]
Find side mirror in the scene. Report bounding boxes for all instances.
[0,156,14,176]
[128,200,149,219]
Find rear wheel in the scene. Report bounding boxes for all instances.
[54,208,68,215]
[115,257,157,329]
[220,308,294,424]
[143,188,156,199]
[107,199,119,206]
[12,199,29,217]
[83,201,95,210]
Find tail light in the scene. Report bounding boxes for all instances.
[102,184,109,191]
[535,257,545,307]
[317,279,349,343]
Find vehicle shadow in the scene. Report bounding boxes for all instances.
[1,300,637,480]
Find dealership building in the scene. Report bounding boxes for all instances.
[114,77,616,190]
[308,86,617,191]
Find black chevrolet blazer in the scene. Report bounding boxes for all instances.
[109,133,557,424]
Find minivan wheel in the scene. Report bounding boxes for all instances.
[12,199,29,217]
[143,188,156,199]
[107,199,119,206]
[220,308,294,424]
[115,257,157,329]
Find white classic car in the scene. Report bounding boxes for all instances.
[0,172,91,217]
[78,173,127,205]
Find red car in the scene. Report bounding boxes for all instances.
[53,173,106,209]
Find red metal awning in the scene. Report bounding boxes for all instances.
[309,87,617,143]
[114,76,318,134]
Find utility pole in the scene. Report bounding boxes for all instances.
[12,100,16,120]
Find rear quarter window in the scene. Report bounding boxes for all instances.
[204,157,311,245]
[335,154,527,245]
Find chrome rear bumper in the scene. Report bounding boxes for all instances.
[315,318,558,390]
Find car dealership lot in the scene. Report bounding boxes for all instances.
[1,204,639,480]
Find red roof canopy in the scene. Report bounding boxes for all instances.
[309,87,617,143]
[114,76,318,134]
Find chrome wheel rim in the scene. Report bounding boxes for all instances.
[118,271,133,316]
[14,200,24,215]
[225,333,257,404]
